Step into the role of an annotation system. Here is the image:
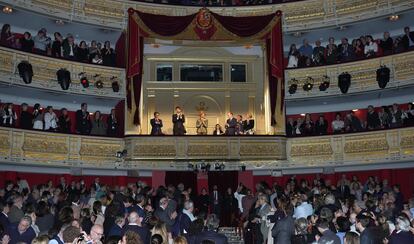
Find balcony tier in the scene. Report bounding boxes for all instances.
[1,127,413,171]
[0,47,125,99]
[3,0,413,31]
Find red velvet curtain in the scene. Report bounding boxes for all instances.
[136,11,197,36]
[115,32,126,68]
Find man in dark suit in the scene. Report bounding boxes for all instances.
[107,215,125,238]
[316,219,341,244]
[225,112,237,136]
[7,216,36,244]
[337,180,351,199]
[154,197,177,233]
[0,201,10,230]
[338,37,355,62]
[150,112,163,135]
[210,185,222,217]
[122,212,150,244]
[195,214,228,244]
[402,26,414,50]
[272,202,295,244]
[179,200,196,234]
[172,106,186,135]
[76,103,91,135]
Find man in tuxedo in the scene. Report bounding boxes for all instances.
[154,197,177,233]
[107,215,125,238]
[150,112,163,136]
[225,112,237,136]
[402,26,414,50]
[0,202,10,230]
[179,200,196,234]
[195,214,228,244]
[337,179,351,199]
[172,106,186,135]
[122,212,150,244]
[76,103,91,135]
[210,185,222,217]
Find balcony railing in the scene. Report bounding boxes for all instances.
[3,0,413,31]
[1,126,413,171]
[0,47,126,99]
[285,50,414,99]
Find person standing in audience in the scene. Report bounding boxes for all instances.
[379,106,391,129]
[379,31,394,55]
[51,32,64,58]
[314,114,328,135]
[390,103,403,128]
[172,106,186,136]
[2,103,17,127]
[196,112,208,135]
[302,114,314,136]
[404,102,414,126]
[222,187,237,227]
[20,103,33,130]
[150,112,163,136]
[44,106,58,131]
[243,113,255,135]
[364,35,378,58]
[287,44,300,68]
[353,39,365,59]
[401,26,414,50]
[62,34,77,60]
[210,185,222,217]
[326,37,338,64]
[0,24,15,47]
[286,117,295,137]
[76,103,91,135]
[313,40,325,65]
[7,216,36,244]
[58,108,71,133]
[194,214,228,244]
[89,40,100,62]
[298,39,313,59]
[122,212,150,244]
[213,124,224,135]
[235,114,244,135]
[332,113,345,134]
[101,41,116,66]
[295,117,304,136]
[76,41,89,62]
[90,111,107,136]
[345,112,363,132]
[365,105,381,130]
[338,37,355,62]
[33,28,51,54]
[32,103,43,130]
[197,188,210,215]
[107,109,118,136]
[225,112,237,136]
[19,32,34,53]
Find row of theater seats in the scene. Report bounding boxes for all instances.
[287,102,414,137]
[0,102,123,137]
[287,27,414,68]
[0,24,118,67]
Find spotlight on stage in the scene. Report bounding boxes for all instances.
[288,78,298,94]
[17,61,33,84]
[111,76,120,92]
[302,77,314,92]
[319,75,330,91]
[338,72,351,94]
[57,69,71,90]
[79,72,89,88]
[377,65,390,89]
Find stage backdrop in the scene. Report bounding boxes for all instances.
[124,8,284,131]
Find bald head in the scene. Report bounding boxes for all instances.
[128,212,140,224]
[90,224,104,242]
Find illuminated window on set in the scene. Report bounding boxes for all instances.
[180,64,223,82]
[156,64,173,81]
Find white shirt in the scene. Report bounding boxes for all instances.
[44,112,57,130]
[234,192,245,213]
[293,201,313,219]
[364,42,378,54]
[287,55,298,68]
[332,120,345,131]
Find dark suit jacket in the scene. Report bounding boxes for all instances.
[172,114,185,135]
[108,224,122,237]
[76,110,90,134]
[150,118,163,135]
[271,215,295,244]
[178,212,192,234]
[389,231,414,244]
[154,208,175,231]
[225,117,237,135]
[7,224,36,244]
[402,32,414,50]
[195,230,228,244]
[318,229,341,244]
[122,224,150,244]
[0,212,9,230]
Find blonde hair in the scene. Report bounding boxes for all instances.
[173,236,188,244]
[31,235,49,244]
[151,223,168,244]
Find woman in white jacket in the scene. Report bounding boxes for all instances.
[44,106,58,131]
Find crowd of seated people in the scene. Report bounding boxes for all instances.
[0,24,117,67]
[0,172,413,244]
[286,102,414,137]
[287,26,414,68]
[0,101,120,137]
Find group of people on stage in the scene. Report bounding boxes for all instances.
[150,107,255,136]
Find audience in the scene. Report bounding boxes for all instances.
[287,102,414,137]
[0,101,120,137]
[0,24,117,67]
[287,27,414,69]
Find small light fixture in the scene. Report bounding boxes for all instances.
[303,77,314,92]
[95,80,104,89]
[55,19,65,25]
[292,32,302,37]
[300,113,306,116]
[389,15,399,21]
[319,75,330,91]
[79,72,89,88]
[352,109,358,112]
[288,78,298,94]
[2,6,13,14]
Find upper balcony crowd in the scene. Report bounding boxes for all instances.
[287,102,414,137]
[135,0,298,6]
[287,26,414,68]
[0,24,118,67]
